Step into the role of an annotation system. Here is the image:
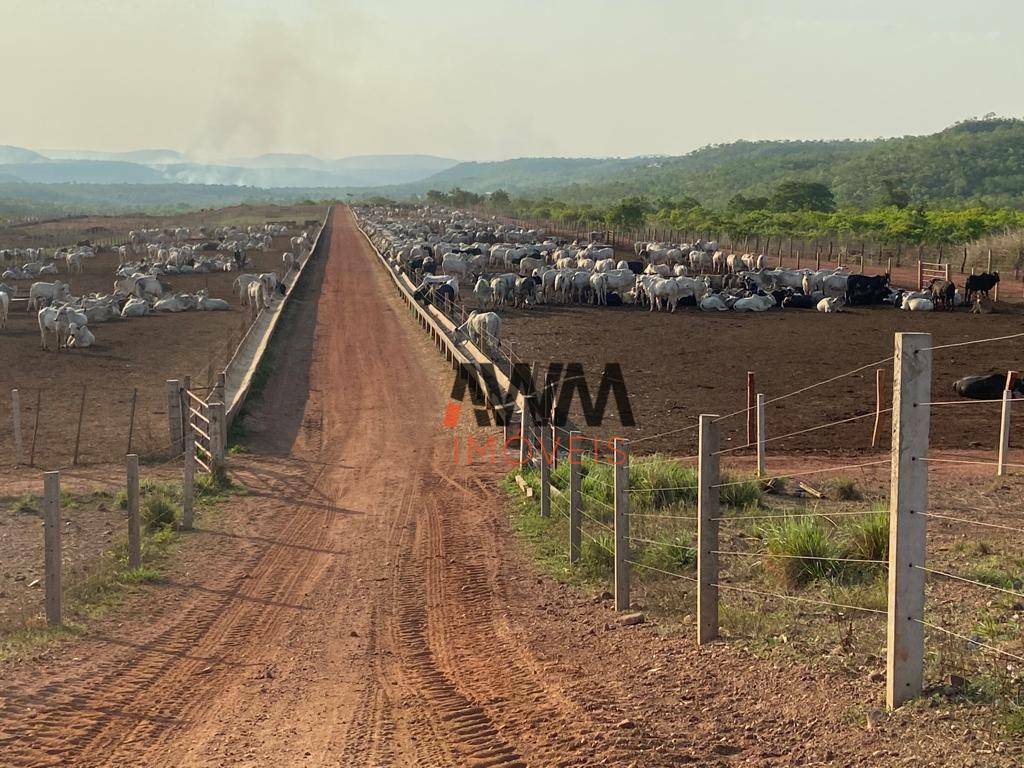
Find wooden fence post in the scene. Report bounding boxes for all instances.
[29,389,41,468]
[568,430,582,564]
[182,425,195,530]
[998,388,1012,477]
[519,407,529,469]
[916,261,923,290]
[746,371,755,446]
[990,250,1000,301]
[540,427,551,518]
[887,332,931,709]
[127,454,141,570]
[72,385,86,465]
[209,401,226,463]
[872,368,885,449]
[43,470,62,626]
[127,387,138,456]
[756,393,766,477]
[166,379,183,452]
[697,414,720,645]
[613,438,630,612]
[11,389,22,466]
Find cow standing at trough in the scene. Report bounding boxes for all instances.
[453,311,502,357]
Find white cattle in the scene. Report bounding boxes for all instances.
[66,323,95,348]
[232,274,261,305]
[441,255,469,282]
[121,297,150,318]
[689,250,711,273]
[248,280,270,313]
[0,290,8,329]
[38,306,72,350]
[472,277,491,307]
[196,290,230,311]
[817,297,844,313]
[454,311,502,356]
[154,295,188,312]
[700,294,730,311]
[65,251,84,274]
[644,263,671,278]
[733,294,776,312]
[27,281,70,311]
[901,296,934,311]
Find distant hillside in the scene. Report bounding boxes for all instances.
[0,160,166,184]
[0,148,457,189]
[397,118,1024,209]
[0,145,48,164]
[42,148,186,164]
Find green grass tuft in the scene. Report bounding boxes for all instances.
[844,509,889,563]
[761,516,842,587]
[829,477,863,501]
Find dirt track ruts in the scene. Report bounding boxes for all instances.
[0,206,693,767]
[4,206,1016,767]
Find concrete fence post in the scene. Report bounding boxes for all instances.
[697,414,721,644]
[756,393,766,477]
[11,389,23,466]
[998,388,1012,477]
[182,425,195,530]
[886,332,931,709]
[43,471,62,626]
[126,454,142,569]
[166,379,183,452]
[540,426,551,518]
[519,407,529,469]
[568,430,582,564]
[613,438,630,611]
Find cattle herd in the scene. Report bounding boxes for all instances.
[356,205,1005,354]
[0,222,318,351]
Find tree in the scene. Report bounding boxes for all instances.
[604,197,652,230]
[769,181,836,213]
[728,193,771,213]
[425,189,447,205]
[881,178,911,209]
[489,189,511,207]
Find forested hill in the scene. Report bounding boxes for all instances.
[405,118,1024,209]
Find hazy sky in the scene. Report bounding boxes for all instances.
[3,0,1022,161]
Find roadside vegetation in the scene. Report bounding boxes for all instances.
[0,465,243,661]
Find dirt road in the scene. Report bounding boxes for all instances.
[1,207,1009,767]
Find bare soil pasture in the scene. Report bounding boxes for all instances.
[0,204,325,469]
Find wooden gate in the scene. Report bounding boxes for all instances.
[183,382,225,472]
[917,260,949,290]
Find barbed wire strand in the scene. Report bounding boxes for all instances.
[714,509,887,522]
[713,550,887,565]
[627,535,697,550]
[715,409,893,456]
[919,457,1024,470]
[711,459,889,488]
[912,564,1024,600]
[923,331,1024,352]
[919,511,1024,535]
[912,618,1024,664]
[627,559,698,583]
[920,398,1024,407]
[713,582,886,615]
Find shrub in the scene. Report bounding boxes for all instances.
[8,493,39,516]
[761,516,841,587]
[719,475,762,508]
[143,491,177,530]
[582,533,614,573]
[640,534,697,573]
[630,457,698,509]
[830,478,863,501]
[844,510,889,562]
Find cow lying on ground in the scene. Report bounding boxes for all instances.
[846,274,890,306]
[953,373,1024,400]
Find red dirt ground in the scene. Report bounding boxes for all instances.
[501,301,1024,459]
[0,207,1019,766]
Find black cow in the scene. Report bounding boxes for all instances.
[965,272,1000,303]
[954,373,1024,400]
[929,278,956,311]
[846,273,891,306]
[606,292,624,307]
[624,261,644,274]
[782,294,817,309]
[422,256,436,275]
